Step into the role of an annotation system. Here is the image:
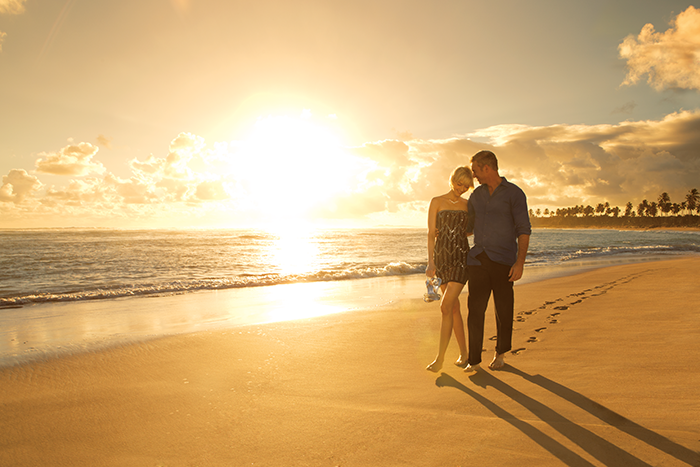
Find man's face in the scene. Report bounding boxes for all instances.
[471,162,487,184]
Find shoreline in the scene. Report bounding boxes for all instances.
[530,218,700,231]
[533,225,700,232]
[1,256,698,466]
[1,253,696,369]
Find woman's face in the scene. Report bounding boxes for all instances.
[453,180,471,196]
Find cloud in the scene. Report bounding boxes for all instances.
[0,0,26,14]
[195,180,230,201]
[322,110,700,218]
[4,111,700,227]
[0,169,43,203]
[465,110,700,208]
[611,101,636,115]
[0,0,27,53]
[160,132,205,179]
[127,132,226,203]
[96,134,112,148]
[35,142,106,176]
[619,6,700,91]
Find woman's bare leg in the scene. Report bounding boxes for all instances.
[427,282,465,372]
[452,297,468,367]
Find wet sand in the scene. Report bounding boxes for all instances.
[1,257,699,466]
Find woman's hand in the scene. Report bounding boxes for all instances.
[426,263,436,277]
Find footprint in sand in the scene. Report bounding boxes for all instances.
[511,348,526,355]
[547,312,560,324]
[489,335,497,341]
[553,305,569,310]
[516,309,537,322]
[570,299,583,305]
[535,327,546,333]
[527,336,538,343]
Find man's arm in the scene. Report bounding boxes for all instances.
[508,234,529,282]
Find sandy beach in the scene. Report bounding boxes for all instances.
[1,257,699,466]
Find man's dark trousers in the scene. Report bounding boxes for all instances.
[467,252,514,365]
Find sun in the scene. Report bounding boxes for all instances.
[227,110,368,225]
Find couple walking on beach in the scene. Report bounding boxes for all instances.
[426,150,531,373]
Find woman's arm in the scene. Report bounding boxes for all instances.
[426,199,438,277]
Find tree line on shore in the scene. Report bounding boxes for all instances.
[529,188,700,229]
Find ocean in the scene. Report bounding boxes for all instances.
[1,227,699,366]
[2,227,699,307]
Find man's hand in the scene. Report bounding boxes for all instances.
[508,261,524,282]
[509,234,530,282]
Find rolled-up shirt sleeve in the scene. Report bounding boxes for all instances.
[512,188,532,238]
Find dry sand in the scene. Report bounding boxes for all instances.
[1,257,699,466]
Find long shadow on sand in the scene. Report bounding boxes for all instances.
[437,373,597,466]
[437,372,655,467]
[502,366,700,467]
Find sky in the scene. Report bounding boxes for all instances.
[1,0,700,229]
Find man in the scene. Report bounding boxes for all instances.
[465,150,531,371]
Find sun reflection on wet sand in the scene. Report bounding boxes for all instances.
[262,282,345,323]
[0,275,423,367]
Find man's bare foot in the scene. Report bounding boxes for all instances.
[464,363,480,372]
[489,352,505,370]
[454,357,468,368]
[426,359,443,372]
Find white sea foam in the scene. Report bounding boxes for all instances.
[0,227,698,307]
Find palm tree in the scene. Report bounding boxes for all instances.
[595,203,605,216]
[625,202,634,217]
[686,188,699,215]
[658,192,671,216]
[638,200,649,217]
[648,201,658,217]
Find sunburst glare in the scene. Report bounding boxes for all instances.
[225,111,369,224]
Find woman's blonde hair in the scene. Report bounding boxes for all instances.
[449,166,474,191]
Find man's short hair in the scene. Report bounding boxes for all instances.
[471,150,499,171]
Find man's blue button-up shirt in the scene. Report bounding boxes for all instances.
[466,177,531,267]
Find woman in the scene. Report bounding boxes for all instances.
[425,166,473,372]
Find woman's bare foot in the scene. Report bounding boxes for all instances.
[426,359,443,372]
[489,352,505,370]
[454,357,468,368]
[464,363,480,372]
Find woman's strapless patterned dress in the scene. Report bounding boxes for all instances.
[434,210,469,285]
